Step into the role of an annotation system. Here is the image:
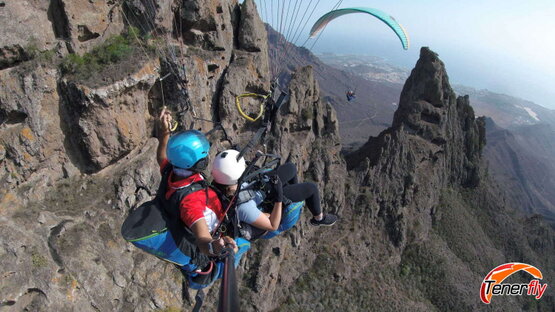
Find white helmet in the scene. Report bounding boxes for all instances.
[211,149,246,185]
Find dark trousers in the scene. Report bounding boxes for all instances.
[275,163,322,216]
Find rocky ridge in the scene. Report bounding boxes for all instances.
[1,1,553,312]
[347,47,486,248]
[305,40,555,227]
[484,119,555,221]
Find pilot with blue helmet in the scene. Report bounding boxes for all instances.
[156,107,249,288]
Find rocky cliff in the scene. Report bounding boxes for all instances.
[1,1,553,312]
[347,47,486,248]
[0,0,344,310]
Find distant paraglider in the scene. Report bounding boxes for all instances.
[346,90,356,102]
[309,7,410,105]
[309,7,410,50]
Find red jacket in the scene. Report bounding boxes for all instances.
[160,159,224,232]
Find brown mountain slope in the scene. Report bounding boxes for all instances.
[484,118,555,222]
[266,26,403,151]
[271,47,555,312]
[455,86,555,129]
[277,31,555,226]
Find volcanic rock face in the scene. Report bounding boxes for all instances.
[58,60,160,172]
[0,0,343,310]
[0,65,67,199]
[216,0,270,146]
[122,0,174,35]
[237,0,266,52]
[0,1,59,69]
[347,47,486,247]
[178,0,236,51]
[52,0,124,53]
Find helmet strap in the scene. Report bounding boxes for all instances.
[173,167,193,177]
[190,157,208,173]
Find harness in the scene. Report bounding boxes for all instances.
[211,81,287,238]
[157,165,212,268]
[236,179,292,209]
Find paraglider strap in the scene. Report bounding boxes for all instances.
[235,93,271,122]
[241,156,281,183]
[213,81,287,237]
[235,82,287,161]
[193,117,235,148]
[193,289,205,312]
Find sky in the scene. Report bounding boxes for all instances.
[254,0,555,109]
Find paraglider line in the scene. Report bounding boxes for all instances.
[124,2,181,106]
[278,0,284,41]
[305,0,344,51]
[284,0,302,44]
[275,0,287,71]
[277,0,341,79]
[119,7,151,60]
[277,0,321,78]
[285,0,314,49]
[283,0,294,40]
[290,0,321,47]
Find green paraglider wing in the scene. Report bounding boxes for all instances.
[309,7,410,50]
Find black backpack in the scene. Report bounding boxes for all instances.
[121,165,210,270]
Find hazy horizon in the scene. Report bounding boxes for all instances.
[254,0,555,110]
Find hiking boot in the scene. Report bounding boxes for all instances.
[310,213,338,227]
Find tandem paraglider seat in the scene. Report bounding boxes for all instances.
[260,201,304,239]
[121,185,252,290]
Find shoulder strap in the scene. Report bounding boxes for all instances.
[236,189,257,206]
[174,180,208,204]
[156,163,174,200]
[157,165,209,223]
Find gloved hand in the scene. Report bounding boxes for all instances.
[268,175,283,203]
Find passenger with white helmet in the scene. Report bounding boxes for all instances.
[211,149,338,239]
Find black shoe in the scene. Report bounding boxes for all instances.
[310,214,338,227]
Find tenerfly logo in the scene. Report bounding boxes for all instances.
[480,263,548,304]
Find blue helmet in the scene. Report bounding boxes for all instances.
[166,130,210,169]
